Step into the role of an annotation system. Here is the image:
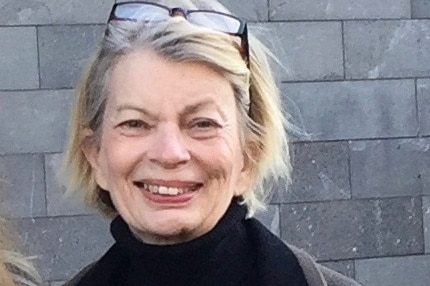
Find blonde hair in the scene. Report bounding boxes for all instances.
[0,182,42,286]
[0,248,42,286]
[64,0,291,217]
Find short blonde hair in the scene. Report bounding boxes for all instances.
[64,0,291,217]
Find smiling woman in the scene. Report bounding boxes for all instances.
[62,1,360,286]
[86,50,249,245]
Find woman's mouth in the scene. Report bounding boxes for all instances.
[133,181,202,196]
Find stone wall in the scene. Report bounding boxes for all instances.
[0,1,429,285]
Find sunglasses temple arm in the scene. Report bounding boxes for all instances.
[242,24,250,68]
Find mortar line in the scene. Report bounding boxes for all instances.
[341,20,347,79]
[415,78,420,136]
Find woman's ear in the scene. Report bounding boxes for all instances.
[80,128,109,191]
[234,142,258,196]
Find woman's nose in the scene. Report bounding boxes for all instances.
[147,124,190,168]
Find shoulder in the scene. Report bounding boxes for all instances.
[245,218,362,286]
[287,244,363,286]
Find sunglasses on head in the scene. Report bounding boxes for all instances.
[108,1,250,67]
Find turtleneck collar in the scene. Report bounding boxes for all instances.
[109,199,255,286]
[111,199,247,256]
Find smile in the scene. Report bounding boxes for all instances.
[134,181,202,196]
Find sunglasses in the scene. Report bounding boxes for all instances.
[108,1,250,67]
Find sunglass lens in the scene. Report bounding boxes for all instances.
[114,3,169,21]
[188,12,241,34]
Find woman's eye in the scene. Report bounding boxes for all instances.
[195,120,215,128]
[192,119,219,129]
[188,119,222,139]
[118,120,150,130]
[123,120,143,128]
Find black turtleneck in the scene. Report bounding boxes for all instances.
[75,200,308,286]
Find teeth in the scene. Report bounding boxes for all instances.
[139,183,194,196]
[168,187,178,195]
[158,186,169,195]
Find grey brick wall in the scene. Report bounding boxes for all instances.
[1,1,429,285]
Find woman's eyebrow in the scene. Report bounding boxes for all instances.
[115,104,158,120]
[180,99,227,120]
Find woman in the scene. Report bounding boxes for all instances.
[64,1,361,285]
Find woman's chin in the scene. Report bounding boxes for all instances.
[133,218,200,245]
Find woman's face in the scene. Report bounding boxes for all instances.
[85,49,250,244]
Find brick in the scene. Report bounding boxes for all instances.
[280,198,423,260]
[412,0,430,18]
[269,0,410,20]
[45,154,94,216]
[251,22,343,82]
[355,255,430,286]
[0,90,74,154]
[417,79,430,135]
[424,197,430,253]
[350,139,430,198]
[15,215,113,281]
[273,142,350,203]
[38,25,105,89]
[320,260,355,279]
[219,0,268,21]
[282,80,417,140]
[254,204,280,236]
[345,20,430,79]
[0,0,114,25]
[0,27,38,90]
[0,154,46,218]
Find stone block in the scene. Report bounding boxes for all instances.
[0,27,38,90]
[412,0,430,18]
[320,260,355,279]
[251,22,343,82]
[424,196,430,253]
[350,139,430,198]
[269,0,410,20]
[417,79,430,135]
[282,80,417,141]
[0,0,114,25]
[38,25,105,89]
[15,215,113,281]
[0,90,74,154]
[254,204,280,236]
[355,255,430,286]
[280,197,423,261]
[45,153,94,216]
[272,142,350,203]
[345,20,430,79]
[0,154,46,218]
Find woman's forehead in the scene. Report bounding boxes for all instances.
[106,50,235,111]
